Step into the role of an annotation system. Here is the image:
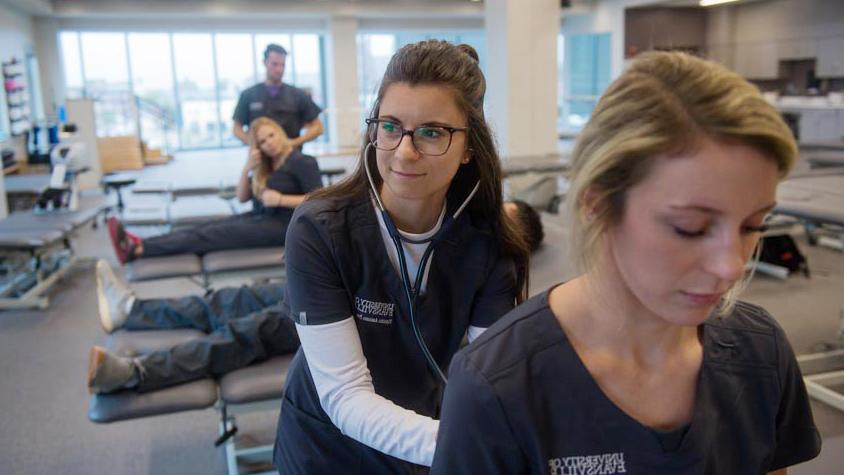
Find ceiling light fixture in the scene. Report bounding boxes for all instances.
[699,0,741,6]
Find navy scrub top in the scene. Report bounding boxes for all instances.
[232,82,322,140]
[273,191,517,473]
[251,150,322,225]
[431,291,822,474]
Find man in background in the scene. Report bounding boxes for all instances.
[232,44,324,149]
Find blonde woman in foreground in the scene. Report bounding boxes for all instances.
[432,52,821,474]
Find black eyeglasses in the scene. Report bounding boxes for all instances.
[365,118,468,156]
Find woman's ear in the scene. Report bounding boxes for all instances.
[462,149,472,164]
[580,185,601,222]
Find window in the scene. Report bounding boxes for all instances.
[173,33,219,148]
[357,34,395,116]
[59,32,83,98]
[357,31,486,119]
[558,33,611,134]
[128,33,177,151]
[80,32,133,136]
[216,34,257,146]
[292,34,324,107]
[59,30,327,150]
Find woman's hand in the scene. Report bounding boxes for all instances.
[245,148,262,171]
[261,189,284,207]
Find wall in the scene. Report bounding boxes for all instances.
[0,2,35,131]
[625,7,707,56]
[706,0,844,79]
[0,1,36,217]
[561,0,659,80]
[729,0,844,45]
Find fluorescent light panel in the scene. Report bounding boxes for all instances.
[700,0,741,6]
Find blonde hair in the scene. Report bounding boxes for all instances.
[567,51,796,309]
[249,117,293,197]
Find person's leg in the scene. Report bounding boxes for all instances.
[135,304,299,391]
[97,256,286,332]
[88,305,299,393]
[141,213,286,258]
[124,282,286,332]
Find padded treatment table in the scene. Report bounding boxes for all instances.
[0,206,102,233]
[803,150,844,169]
[131,179,172,194]
[799,140,844,151]
[202,247,285,274]
[776,175,844,229]
[88,329,218,422]
[121,194,171,226]
[773,173,844,414]
[0,228,65,250]
[501,154,570,177]
[0,204,106,309]
[4,173,51,196]
[127,254,204,282]
[88,329,292,475]
[171,178,226,197]
[169,196,234,226]
[127,247,285,289]
[122,206,169,226]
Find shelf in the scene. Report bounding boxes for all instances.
[4,61,29,145]
[3,163,21,175]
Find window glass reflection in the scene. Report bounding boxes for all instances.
[173,33,220,148]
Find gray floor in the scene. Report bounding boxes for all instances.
[0,148,842,473]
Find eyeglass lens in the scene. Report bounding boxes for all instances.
[370,120,452,155]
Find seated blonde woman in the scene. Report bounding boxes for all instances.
[106,117,322,263]
[432,52,821,474]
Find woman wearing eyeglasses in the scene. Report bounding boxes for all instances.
[273,40,531,473]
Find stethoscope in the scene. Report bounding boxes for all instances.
[363,143,480,385]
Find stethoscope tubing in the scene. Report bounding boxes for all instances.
[363,142,480,385]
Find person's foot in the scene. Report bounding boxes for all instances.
[87,346,138,394]
[106,217,141,264]
[96,259,135,333]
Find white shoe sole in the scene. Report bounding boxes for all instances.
[96,261,115,333]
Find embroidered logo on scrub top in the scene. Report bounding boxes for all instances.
[548,452,627,475]
[249,101,263,111]
[354,296,395,325]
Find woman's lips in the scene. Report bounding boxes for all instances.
[680,291,723,306]
[391,169,425,179]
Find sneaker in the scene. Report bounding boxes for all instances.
[106,217,141,264]
[87,346,138,394]
[96,259,135,333]
[106,217,130,264]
